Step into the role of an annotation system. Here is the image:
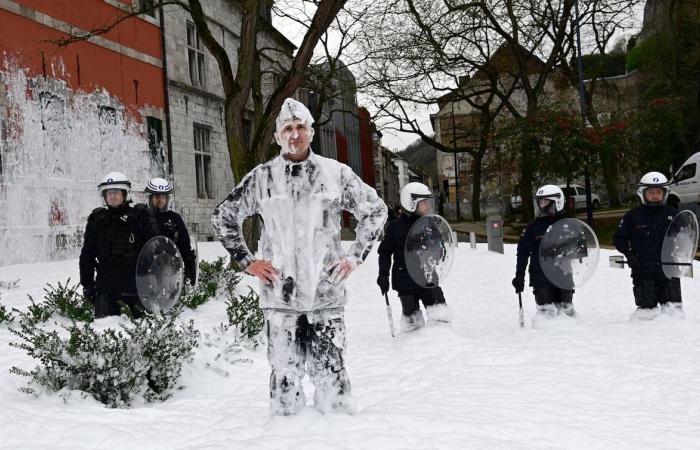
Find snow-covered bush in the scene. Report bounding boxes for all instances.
[0,300,14,325]
[181,257,241,310]
[44,279,93,323]
[226,287,264,341]
[9,309,199,408]
[16,279,92,325]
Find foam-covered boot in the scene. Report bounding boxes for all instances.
[661,302,685,319]
[425,303,453,324]
[400,310,425,332]
[629,307,661,321]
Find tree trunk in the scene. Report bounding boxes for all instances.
[519,134,536,221]
[600,146,622,207]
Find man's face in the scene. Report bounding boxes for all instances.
[104,189,125,207]
[644,187,665,204]
[152,194,169,210]
[416,199,433,216]
[277,119,312,156]
[537,199,553,209]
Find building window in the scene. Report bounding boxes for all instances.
[98,105,117,135]
[146,116,163,160]
[38,91,65,131]
[187,21,206,87]
[194,124,212,199]
[139,0,156,17]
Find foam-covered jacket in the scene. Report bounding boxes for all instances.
[212,151,387,311]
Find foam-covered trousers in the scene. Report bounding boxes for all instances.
[264,307,351,416]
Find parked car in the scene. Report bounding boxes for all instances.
[558,184,601,210]
[510,185,600,211]
[668,152,700,208]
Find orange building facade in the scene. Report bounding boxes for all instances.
[0,0,166,119]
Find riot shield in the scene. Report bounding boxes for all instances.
[538,218,600,290]
[404,214,456,288]
[136,236,185,313]
[661,210,699,279]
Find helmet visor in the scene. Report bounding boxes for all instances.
[641,186,669,205]
[534,192,561,217]
[413,194,435,216]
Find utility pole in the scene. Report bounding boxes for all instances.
[574,0,594,225]
[451,99,461,219]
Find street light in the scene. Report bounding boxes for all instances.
[574,0,594,225]
[451,99,461,219]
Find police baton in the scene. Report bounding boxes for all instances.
[384,293,396,337]
[518,292,525,328]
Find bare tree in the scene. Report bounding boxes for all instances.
[357,0,520,220]
[54,0,347,182]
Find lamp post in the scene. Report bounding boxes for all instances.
[451,99,461,219]
[574,0,594,225]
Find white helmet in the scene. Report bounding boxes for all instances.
[98,172,131,202]
[400,182,434,214]
[145,177,173,195]
[534,184,564,216]
[637,171,669,205]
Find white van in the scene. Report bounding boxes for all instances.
[669,152,700,209]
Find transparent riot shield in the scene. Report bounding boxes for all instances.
[661,210,699,279]
[538,218,600,290]
[136,236,185,313]
[404,214,456,288]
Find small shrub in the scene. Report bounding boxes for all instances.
[0,300,14,325]
[9,309,199,408]
[181,257,241,310]
[226,287,264,341]
[44,280,93,323]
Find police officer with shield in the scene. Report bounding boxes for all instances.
[79,172,157,318]
[512,185,577,319]
[613,172,684,320]
[377,182,452,332]
[138,178,197,286]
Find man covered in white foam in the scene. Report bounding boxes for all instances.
[212,98,387,415]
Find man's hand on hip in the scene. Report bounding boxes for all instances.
[328,259,357,284]
[245,260,280,284]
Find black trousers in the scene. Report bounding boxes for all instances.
[397,287,446,317]
[633,278,682,309]
[95,291,145,319]
[533,287,574,306]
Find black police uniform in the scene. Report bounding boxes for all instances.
[377,213,447,318]
[513,212,574,306]
[138,205,197,284]
[79,204,156,318]
[613,204,681,309]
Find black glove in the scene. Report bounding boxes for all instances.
[625,253,641,270]
[511,275,525,294]
[83,286,96,304]
[377,275,390,295]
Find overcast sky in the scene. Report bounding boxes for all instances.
[273,1,646,153]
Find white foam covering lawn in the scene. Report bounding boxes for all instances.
[1,242,699,449]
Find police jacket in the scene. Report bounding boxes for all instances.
[378,213,426,293]
[613,204,677,280]
[150,209,197,283]
[79,204,155,294]
[515,213,567,289]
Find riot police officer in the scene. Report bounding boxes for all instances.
[613,172,683,320]
[139,178,197,285]
[79,172,156,318]
[377,182,452,332]
[512,184,577,319]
